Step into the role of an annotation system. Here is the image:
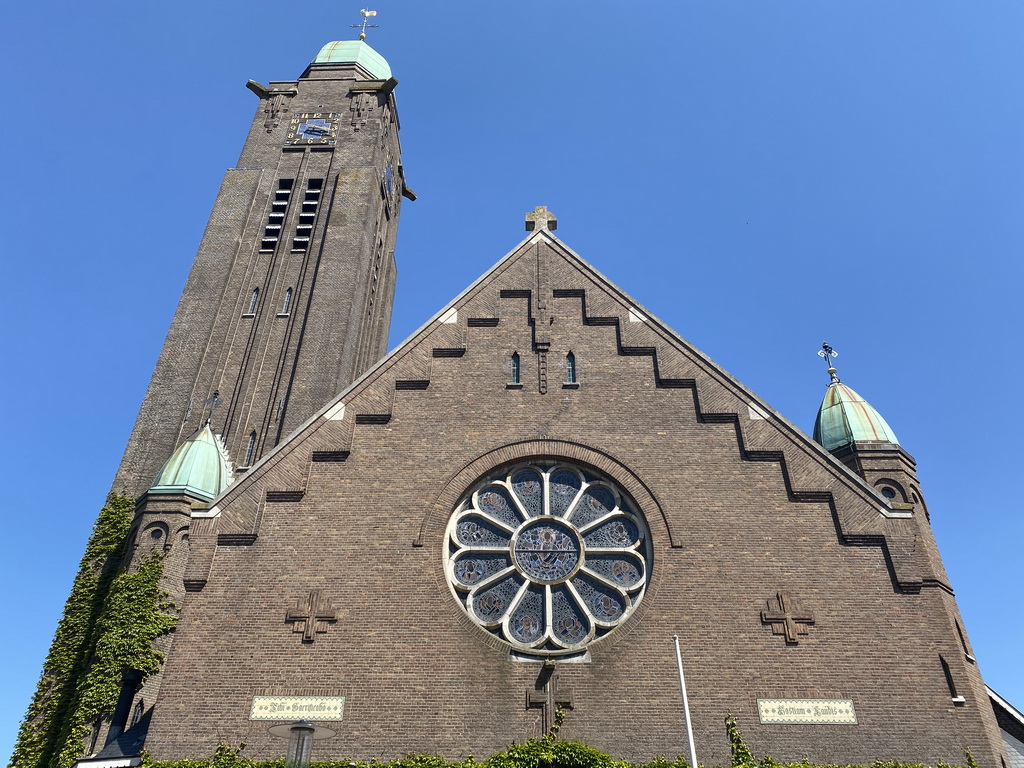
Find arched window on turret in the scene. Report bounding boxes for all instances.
[130,699,145,727]
[280,287,293,316]
[246,288,260,315]
[244,431,257,467]
[565,351,577,385]
[510,352,521,385]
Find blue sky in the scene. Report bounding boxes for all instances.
[2,1,1022,760]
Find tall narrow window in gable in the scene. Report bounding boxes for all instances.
[510,352,521,385]
[247,288,260,315]
[565,351,577,384]
[281,287,293,316]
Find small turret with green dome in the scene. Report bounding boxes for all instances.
[812,342,899,452]
[147,422,232,502]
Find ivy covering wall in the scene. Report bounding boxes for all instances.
[11,493,177,768]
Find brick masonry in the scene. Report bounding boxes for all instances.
[111,57,405,499]
[141,233,1010,767]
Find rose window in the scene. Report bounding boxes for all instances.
[445,463,651,655]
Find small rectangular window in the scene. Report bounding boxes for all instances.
[260,239,277,251]
[278,178,294,190]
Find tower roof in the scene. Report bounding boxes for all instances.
[312,40,392,79]
[813,381,899,451]
[148,424,232,501]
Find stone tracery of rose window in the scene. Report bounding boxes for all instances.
[445,463,651,656]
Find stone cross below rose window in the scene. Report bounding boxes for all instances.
[760,592,815,645]
[285,589,338,643]
[527,669,574,737]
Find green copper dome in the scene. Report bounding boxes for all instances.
[813,381,899,452]
[148,424,232,501]
[313,40,392,79]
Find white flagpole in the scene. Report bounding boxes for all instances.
[673,634,699,768]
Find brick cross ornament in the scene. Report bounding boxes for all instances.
[285,589,338,643]
[760,592,815,645]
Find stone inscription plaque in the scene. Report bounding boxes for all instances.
[250,695,345,721]
[757,699,857,725]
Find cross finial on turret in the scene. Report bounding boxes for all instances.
[525,206,558,232]
[817,342,840,384]
[204,390,223,424]
[351,8,378,41]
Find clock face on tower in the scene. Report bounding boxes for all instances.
[285,113,340,146]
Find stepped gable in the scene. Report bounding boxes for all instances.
[195,228,939,595]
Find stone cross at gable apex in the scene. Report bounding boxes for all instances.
[525,206,558,232]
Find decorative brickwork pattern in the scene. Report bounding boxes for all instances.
[143,231,1008,768]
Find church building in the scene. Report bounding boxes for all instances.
[15,33,1022,768]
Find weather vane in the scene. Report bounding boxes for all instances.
[817,342,840,384]
[351,9,378,40]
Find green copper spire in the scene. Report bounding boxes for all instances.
[312,40,392,79]
[812,342,899,452]
[148,423,232,501]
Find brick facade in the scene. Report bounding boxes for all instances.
[143,234,1009,766]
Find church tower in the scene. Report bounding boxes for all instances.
[12,35,411,768]
[113,38,412,497]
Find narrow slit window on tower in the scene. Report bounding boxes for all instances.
[245,288,259,316]
[291,237,309,252]
[244,431,257,467]
[565,351,578,385]
[940,655,965,704]
[955,620,975,662]
[307,178,324,189]
[279,287,293,316]
[509,352,521,386]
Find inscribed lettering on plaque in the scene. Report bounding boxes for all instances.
[249,695,345,721]
[757,699,857,725]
